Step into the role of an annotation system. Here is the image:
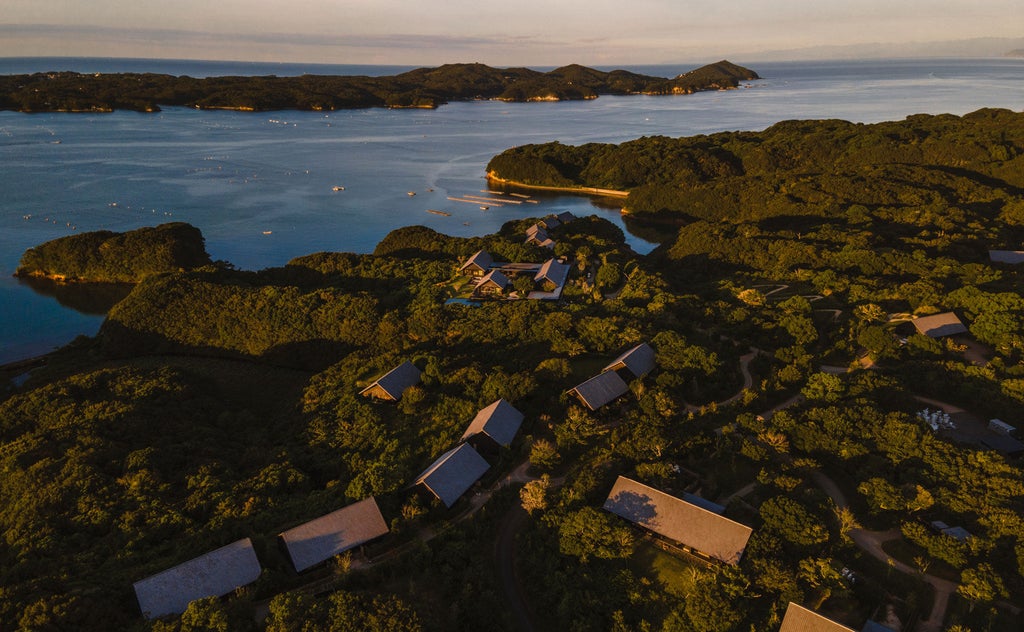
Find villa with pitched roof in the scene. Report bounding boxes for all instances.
[414,443,491,508]
[461,398,524,449]
[778,602,855,632]
[279,497,389,572]
[603,476,753,565]
[359,361,422,401]
[525,225,555,248]
[477,269,511,295]
[133,538,263,619]
[604,343,656,380]
[911,312,968,338]
[568,371,630,410]
[458,249,495,276]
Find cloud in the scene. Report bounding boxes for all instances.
[0,23,559,51]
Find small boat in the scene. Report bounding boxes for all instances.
[479,206,489,210]
[332,185,345,191]
[262,230,273,235]
[407,191,416,196]
[426,209,451,216]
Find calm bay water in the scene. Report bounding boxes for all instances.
[1,57,1022,363]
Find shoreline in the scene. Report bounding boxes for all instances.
[485,173,629,199]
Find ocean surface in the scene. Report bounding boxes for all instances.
[1,57,1022,364]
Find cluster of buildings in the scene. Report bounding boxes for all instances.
[133,359,523,620]
[457,212,576,301]
[524,211,575,248]
[133,329,952,626]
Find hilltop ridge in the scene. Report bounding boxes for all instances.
[0,60,759,112]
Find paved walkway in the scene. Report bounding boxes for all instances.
[685,349,759,413]
[809,471,956,632]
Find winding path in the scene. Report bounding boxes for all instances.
[809,472,956,632]
[684,349,759,413]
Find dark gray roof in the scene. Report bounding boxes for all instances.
[479,269,510,290]
[556,211,576,224]
[911,312,967,338]
[979,432,1024,455]
[779,603,855,632]
[604,342,656,379]
[359,361,422,400]
[533,258,570,286]
[415,443,490,508]
[603,476,752,565]
[569,371,629,410]
[279,497,389,572]
[989,250,1024,264]
[940,525,972,541]
[461,398,525,447]
[133,538,262,619]
[459,249,494,272]
[540,216,562,229]
[525,227,553,246]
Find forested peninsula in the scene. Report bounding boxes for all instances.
[4,108,1024,632]
[0,60,758,113]
[486,107,1024,227]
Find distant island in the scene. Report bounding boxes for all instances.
[1006,49,1024,58]
[0,60,758,113]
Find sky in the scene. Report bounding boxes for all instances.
[1,0,1022,65]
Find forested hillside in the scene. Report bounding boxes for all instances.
[4,111,1024,630]
[487,108,1024,229]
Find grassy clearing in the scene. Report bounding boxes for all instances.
[627,539,701,597]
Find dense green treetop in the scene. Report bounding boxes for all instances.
[0,60,758,113]
[15,222,212,283]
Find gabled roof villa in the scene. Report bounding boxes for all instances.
[604,342,656,380]
[461,398,524,447]
[414,443,491,508]
[359,361,422,401]
[603,476,752,565]
[778,602,855,632]
[533,258,570,287]
[529,258,571,300]
[525,226,555,248]
[477,269,511,293]
[133,538,262,619]
[911,312,968,338]
[458,249,495,276]
[568,370,630,410]
[279,497,389,572]
[568,342,658,410]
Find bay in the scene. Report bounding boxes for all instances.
[1,57,1022,363]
